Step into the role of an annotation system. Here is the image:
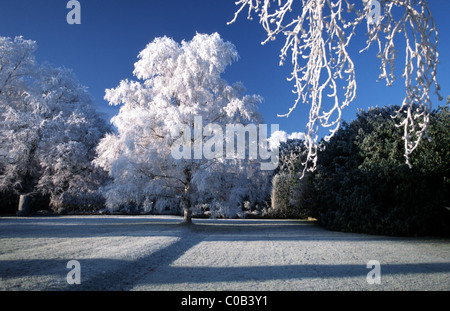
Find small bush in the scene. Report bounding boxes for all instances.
[50,191,106,215]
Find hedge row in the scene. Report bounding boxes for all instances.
[306,105,450,236]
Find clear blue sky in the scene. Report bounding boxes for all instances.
[1,0,449,137]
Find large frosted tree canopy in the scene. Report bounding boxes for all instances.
[95,33,271,222]
[229,0,442,172]
[0,36,110,211]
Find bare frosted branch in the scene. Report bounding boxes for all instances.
[229,0,441,172]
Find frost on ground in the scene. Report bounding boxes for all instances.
[0,215,449,291]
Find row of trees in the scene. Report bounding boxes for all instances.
[0,34,273,220]
[1,34,448,235]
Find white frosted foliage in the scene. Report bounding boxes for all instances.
[229,0,441,172]
[0,36,110,210]
[95,33,271,219]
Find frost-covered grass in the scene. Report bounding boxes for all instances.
[0,215,449,291]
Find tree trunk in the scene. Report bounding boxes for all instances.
[182,185,192,223]
[17,194,32,216]
[183,206,192,223]
[182,167,192,224]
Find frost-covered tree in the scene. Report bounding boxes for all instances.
[0,37,39,197]
[94,33,271,222]
[0,36,110,213]
[271,139,311,218]
[229,0,442,173]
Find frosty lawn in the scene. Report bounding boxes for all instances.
[0,215,449,291]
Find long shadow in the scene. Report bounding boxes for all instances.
[142,262,450,285]
[0,223,201,290]
[1,217,450,290]
[2,259,450,290]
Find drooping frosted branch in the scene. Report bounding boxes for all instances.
[362,0,441,167]
[229,0,441,172]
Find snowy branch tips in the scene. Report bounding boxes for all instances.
[171,116,279,171]
[229,0,442,172]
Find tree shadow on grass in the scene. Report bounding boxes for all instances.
[1,217,449,290]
